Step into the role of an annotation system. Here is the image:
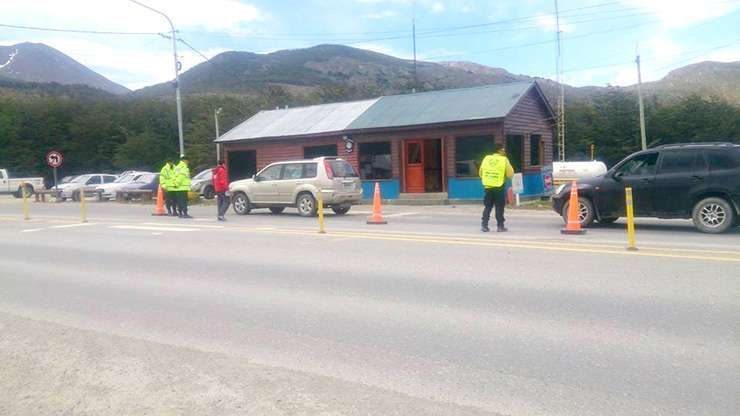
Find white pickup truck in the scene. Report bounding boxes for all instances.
[0,169,45,197]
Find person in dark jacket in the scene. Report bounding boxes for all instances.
[212,160,229,221]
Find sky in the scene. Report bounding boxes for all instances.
[1,0,739,90]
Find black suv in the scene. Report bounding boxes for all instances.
[552,143,740,234]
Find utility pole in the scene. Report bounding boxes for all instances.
[214,107,222,162]
[129,0,185,158]
[635,53,647,151]
[554,0,566,161]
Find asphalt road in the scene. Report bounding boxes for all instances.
[1,197,738,415]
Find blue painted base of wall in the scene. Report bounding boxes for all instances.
[448,173,547,200]
[361,180,400,199]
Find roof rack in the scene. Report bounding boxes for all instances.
[653,142,736,149]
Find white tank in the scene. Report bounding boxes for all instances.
[552,161,607,184]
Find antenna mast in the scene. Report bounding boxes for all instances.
[554,0,565,161]
[412,17,418,93]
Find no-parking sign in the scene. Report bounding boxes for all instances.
[46,150,64,168]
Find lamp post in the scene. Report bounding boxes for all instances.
[129,0,185,158]
[215,107,223,162]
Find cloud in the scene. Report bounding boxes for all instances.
[430,2,445,13]
[621,0,740,28]
[535,15,575,33]
[0,0,261,33]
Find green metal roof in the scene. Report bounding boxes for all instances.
[347,81,535,130]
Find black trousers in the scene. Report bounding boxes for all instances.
[177,191,188,215]
[216,192,229,217]
[164,190,176,214]
[482,186,506,227]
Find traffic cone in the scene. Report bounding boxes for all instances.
[561,180,586,235]
[152,185,167,216]
[507,187,514,205]
[366,182,387,225]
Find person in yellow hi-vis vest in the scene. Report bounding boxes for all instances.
[479,144,514,232]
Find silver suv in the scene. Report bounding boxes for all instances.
[229,157,362,217]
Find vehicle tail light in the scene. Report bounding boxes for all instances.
[324,160,334,179]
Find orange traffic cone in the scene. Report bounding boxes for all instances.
[152,185,167,216]
[561,180,586,235]
[507,187,514,205]
[366,182,387,225]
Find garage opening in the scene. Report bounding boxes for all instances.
[227,150,257,181]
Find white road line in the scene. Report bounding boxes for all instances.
[141,222,223,229]
[383,212,420,218]
[110,225,198,232]
[49,223,96,229]
[21,228,44,233]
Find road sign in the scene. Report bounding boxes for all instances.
[46,150,64,168]
[512,173,524,194]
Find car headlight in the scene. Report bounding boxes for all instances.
[555,184,567,196]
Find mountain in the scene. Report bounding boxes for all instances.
[0,42,129,95]
[135,44,528,97]
[637,61,740,105]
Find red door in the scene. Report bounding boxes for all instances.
[405,140,425,193]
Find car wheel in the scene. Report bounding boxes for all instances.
[269,207,285,215]
[71,191,80,202]
[297,192,317,217]
[203,186,215,200]
[232,192,251,215]
[692,197,734,234]
[332,205,351,215]
[598,217,619,224]
[561,197,595,228]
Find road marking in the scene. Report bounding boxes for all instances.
[141,222,223,229]
[21,228,44,233]
[252,228,740,264]
[383,212,420,218]
[110,225,198,232]
[49,223,96,229]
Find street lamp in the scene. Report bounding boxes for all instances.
[129,0,185,158]
[214,107,223,162]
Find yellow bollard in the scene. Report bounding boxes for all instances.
[21,182,29,220]
[80,187,87,223]
[625,187,637,251]
[317,189,325,234]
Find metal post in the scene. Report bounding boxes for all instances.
[625,187,637,251]
[412,17,417,93]
[215,107,222,162]
[317,189,326,234]
[21,182,29,220]
[636,54,647,151]
[129,0,185,157]
[591,144,595,161]
[53,167,58,197]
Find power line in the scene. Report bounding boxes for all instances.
[0,22,161,36]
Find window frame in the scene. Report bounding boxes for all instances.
[358,141,393,180]
[529,134,543,167]
[257,164,285,181]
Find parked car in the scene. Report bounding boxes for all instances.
[57,174,118,201]
[0,168,45,197]
[191,169,215,199]
[59,175,77,185]
[552,143,740,234]
[95,171,150,200]
[116,173,160,200]
[229,157,362,217]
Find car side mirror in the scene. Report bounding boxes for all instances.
[253,174,261,182]
[613,171,624,181]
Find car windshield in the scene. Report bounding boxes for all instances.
[194,170,212,180]
[328,160,358,177]
[113,174,136,183]
[71,175,90,183]
[135,174,155,183]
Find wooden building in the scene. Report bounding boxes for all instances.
[217,81,555,200]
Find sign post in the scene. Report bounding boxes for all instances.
[45,150,64,197]
[512,173,524,206]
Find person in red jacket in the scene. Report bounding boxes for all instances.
[212,160,230,221]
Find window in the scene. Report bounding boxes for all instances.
[616,153,659,177]
[304,144,337,159]
[258,164,283,181]
[359,142,392,180]
[302,163,317,178]
[193,170,212,180]
[706,150,738,171]
[407,142,422,164]
[506,134,524,173]
[103,175,116,183]
[282,164,303,180]
[455,136,495,177]
[86,176,102,185]
[327,159,358,178]
[659,151,694,174]
[530,135,543,166]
